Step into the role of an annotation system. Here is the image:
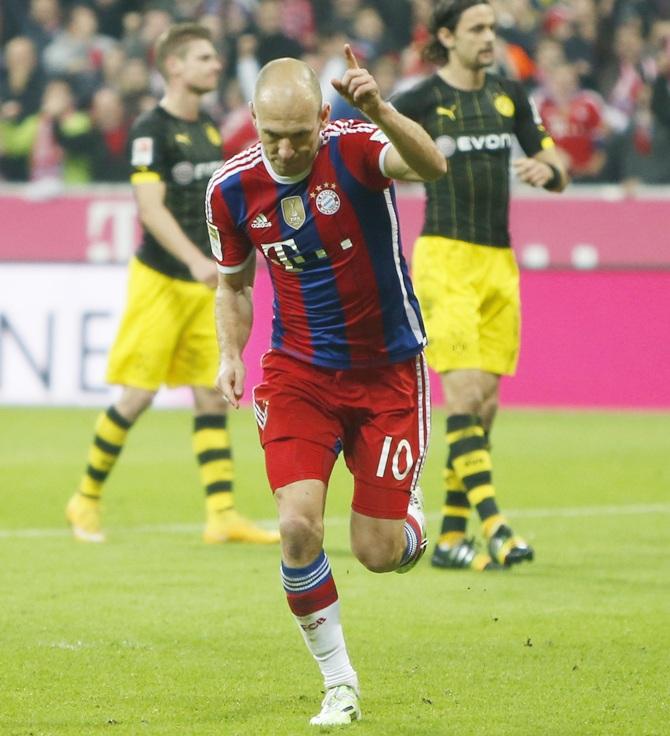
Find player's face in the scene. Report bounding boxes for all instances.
[444,4,497,70]
[179,39,222,94]
[254,99,330,178]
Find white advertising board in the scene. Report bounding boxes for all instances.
[0,264,192,407]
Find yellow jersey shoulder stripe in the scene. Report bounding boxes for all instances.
[130,171,162,184]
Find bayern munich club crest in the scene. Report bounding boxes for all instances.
[311,183,340,215]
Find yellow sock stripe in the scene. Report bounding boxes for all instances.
[192,428,231,455]
[482,514,505,539]
[441,505,471,518]
[192,423,234,494]
[88,445,119,473]
[443,466,465,492]
[452,449,492,476]
[466,483,495,507]
[95,412,129,446]
[79,411,130,497]
[438,531,466,547]
[80,476,103,497]
[200,459,234,487]
[446,425,484,445]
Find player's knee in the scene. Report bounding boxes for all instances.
[192,387,228,414]
[279,513,324,560]
[461,387,486,413]
[115,388,155,422]
[480,398,499,430]
[445,384,485,414]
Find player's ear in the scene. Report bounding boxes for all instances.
[319,102,331,129]
[164,52,181,78]
[250,101,259,130]
[437,27,454,50]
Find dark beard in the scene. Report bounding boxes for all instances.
[474,50,495,70]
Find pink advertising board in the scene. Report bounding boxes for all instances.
[241,267,670,410]
[1,186,669,268]
[1,187,669,408]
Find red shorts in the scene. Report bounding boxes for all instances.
[252,350,431,519]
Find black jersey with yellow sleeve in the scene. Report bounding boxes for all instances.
[392,73,554,248]
[128,105,224,280]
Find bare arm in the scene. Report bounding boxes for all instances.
[331,45,446,182]
[512,148,569,192]
[214,257,255,409]
[133,180,218,286]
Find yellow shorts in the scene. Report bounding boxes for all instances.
[412,236,520,376]
[106,257,219,390]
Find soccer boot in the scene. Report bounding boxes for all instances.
[431,537,502,571]
[488,524,534,566]
[396,486,428,574]
[203,508,280,544]
[309,684,361,726]
[66,492,105,543]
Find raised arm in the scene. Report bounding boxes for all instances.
[331,45,447,182]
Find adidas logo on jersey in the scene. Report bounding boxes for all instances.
[251,213,272,229]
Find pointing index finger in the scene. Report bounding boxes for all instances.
[344,43,360,69]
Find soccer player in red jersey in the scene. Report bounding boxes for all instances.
[206,46,446,726]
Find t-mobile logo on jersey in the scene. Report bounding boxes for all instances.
[261,239,305,272]
[261,238,354,272]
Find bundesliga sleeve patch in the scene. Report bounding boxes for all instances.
[528,97,543,126]
[131,137,154,167]
[207,221,223,261]
[370,128,390,144]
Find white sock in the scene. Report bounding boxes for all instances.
[294,599,359,692]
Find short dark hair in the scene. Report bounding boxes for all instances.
[154,23,213,77]
[424,0,491,64]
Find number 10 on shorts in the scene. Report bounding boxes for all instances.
[376,436,414,481]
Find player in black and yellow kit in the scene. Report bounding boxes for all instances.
[392,0,568,570]
[66,23,278,545]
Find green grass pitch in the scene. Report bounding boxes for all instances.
[0,406,668,735]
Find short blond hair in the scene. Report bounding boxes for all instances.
[154,22,213,77]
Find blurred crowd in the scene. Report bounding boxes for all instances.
[2,0,670,188]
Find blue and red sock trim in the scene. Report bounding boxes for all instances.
[400,515,422,566]
[281,549,338,617]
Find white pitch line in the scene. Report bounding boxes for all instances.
[1,503,669,539]
[503,503,670,519]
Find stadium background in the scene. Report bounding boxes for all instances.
[1,4,669,735]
